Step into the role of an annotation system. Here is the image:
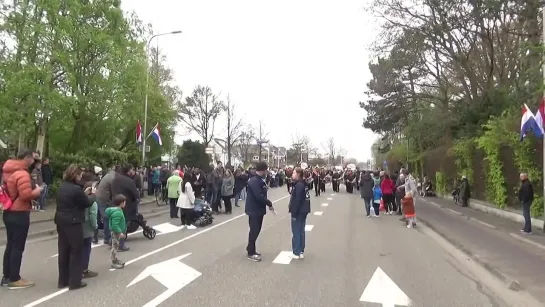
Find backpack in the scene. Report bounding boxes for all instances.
[0,170,23,211]
[0,179,13,211]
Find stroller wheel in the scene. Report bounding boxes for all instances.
[148,229,156,239]
[143,228,151,239]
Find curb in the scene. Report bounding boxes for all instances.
[417,216,522,291]
[0,206,168,246]
[0,199,157,230]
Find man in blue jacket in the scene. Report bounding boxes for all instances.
[245,161,275,262]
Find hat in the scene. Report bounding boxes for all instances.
[255,161,268,172]
[94,166,102,174]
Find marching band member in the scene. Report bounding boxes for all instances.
[332,170,341,193]
[345,169,356,193]
[312,167,321,197]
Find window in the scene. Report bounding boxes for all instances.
[252,156,259,161]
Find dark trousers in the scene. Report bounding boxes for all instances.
[57,224,84,288]
[180,208,195,226]
[382,194,394,213]
[169,198,178,218]
[2,211,30,282]
[246,215,264,256]
[332,181,339,192]
[82,237,92,271]
[363,197,372,216]
[522,201,532,233]
[313,181,320,196]
[222,196,232,213]
[320,182,325,193]
[291,213,307,255]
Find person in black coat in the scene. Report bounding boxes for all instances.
[288,167,311,259]
[54,164,95,290]
[518,173,534,234]
[244,162,275,262]
[111,164,139,251]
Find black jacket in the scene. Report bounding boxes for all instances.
[518,179,534,203]
[54,181,93,225]
[244,175,272,216]
[112,172,140,221]
[288,180,310,217]
[41,164,53,185]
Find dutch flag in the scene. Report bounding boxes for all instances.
[520,104,543,141]
[149,123,163,146]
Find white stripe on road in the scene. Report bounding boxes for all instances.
[445,208,463,215]
[470,218,497,229]
[321,203,329,207]
[326,197,332,200]
[313,211,323,216]
[330,194,335,196]
[305,225,314,231]
[24,194,290,307]
[509,233,545,252]
[272,251,295,264]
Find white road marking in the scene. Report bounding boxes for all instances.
[313,211,323,216]
[127,253,201,307]
[305,225,314,231]
[445,208,463,215]
[321,203,329,207]
[470,218,496,229]
[24,194,290,307]
[360,267,411,307]
[152,222,184,234]
[330,193,335,196]
[509,233,545,252]
[326,197,332,200]
[272,251,295,264]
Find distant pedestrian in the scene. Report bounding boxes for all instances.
[518,173,534,234]
[82,181,99,279]
[166,170,182,218]
[245,161,275,262]
[288,167,310,260]
[402,191,416,228]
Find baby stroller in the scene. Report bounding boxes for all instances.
[126,213,157,240]
[451,188,460,206]
[193,200,214,227]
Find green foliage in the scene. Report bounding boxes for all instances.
[435,172,446,195]
[176,140,211,171]
[0,0,179,166]
[449,138,475,184]
[476,116,510,208]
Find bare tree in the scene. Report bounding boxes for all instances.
[291,133,309,163]
[235,125,255,163]
[322,137,337,162]
[178,85,224,147]
[224,95,244,166]
[256,121,269,161]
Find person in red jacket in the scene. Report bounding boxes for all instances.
[380,173,396,215]
[1,149,43,289]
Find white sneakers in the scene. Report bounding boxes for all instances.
[289,253,305,260]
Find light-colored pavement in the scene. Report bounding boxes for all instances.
[0,188,537,307]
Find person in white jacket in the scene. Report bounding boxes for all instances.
[176,176,197,230]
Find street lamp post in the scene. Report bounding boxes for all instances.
[141,30,182,165]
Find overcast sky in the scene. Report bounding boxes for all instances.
[122,0,378,161]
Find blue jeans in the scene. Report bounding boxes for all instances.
[205,188,214,204]
[82,237,92,271]
[291,213,307,255]
[38,185,48,210]
[522,201,532,233]
[235,190,242,206]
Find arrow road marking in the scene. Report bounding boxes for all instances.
[127,253,201,307]
[313,211,323,216]
[360,267,411,307]
[321,203,329,207]
[305,225,314,231]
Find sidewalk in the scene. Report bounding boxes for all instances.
[417,196,545,302]
[0,196,163,244]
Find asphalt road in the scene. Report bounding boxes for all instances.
[0,188,535,307]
